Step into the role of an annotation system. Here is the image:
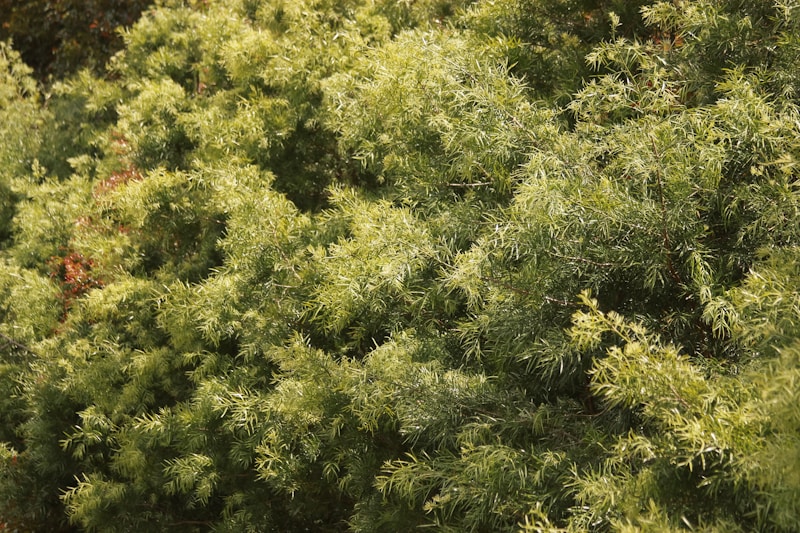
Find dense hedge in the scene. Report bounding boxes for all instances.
[1,1,800,531]
[0,0,152,78]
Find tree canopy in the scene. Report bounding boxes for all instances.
[1,0,800,531]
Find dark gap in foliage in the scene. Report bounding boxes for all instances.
[0,0,153,80]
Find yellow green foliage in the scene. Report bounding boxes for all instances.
[1,1,800,531]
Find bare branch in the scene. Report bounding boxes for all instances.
[0,331,40,358]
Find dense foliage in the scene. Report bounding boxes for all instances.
[1,0,800,531]
[0,0,153,78]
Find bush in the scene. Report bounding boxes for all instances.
[0,0,153,78]
[2,1,800,531]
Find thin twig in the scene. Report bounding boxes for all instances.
[669,383,691,410]
[480,276,578,307]
[549,251,616,268]
[543,296,577,308]
[0,332,40,358]
[649,134,682,284]
[447,181,492,188]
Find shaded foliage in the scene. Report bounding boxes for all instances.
[0,0,153,79]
